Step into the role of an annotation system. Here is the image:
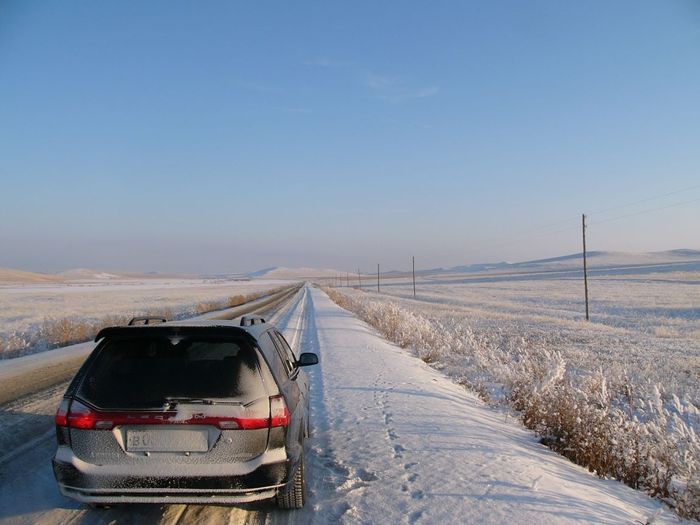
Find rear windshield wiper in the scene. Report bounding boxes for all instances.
[163,397,242,407]
[163,397,217,406]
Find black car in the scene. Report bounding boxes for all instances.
[52,315,318,509]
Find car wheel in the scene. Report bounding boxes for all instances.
[276,453,305,509]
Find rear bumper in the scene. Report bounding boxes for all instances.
[58,485,279,505]
[53,446,291,504]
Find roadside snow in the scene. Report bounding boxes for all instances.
[301,286,686,524]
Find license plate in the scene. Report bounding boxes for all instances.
[126,429,209,452]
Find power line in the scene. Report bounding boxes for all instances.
[469,184,700,251]
[588,184,700,217]
[589,196,700,227]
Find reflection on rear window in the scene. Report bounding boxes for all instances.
[78,336,265,409]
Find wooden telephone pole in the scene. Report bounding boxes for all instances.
[412,256,416,298]
[582,213,590,321]
[377,264,380,293]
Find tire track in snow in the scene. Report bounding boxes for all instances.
[267,286,354,523]
[260,285,383,524]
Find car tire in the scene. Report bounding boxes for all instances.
[276,453,305,509]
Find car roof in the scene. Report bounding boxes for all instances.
[94,318,272,342]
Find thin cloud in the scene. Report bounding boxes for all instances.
[306,58,438,104]
[364,72,395,90]
[233,80,283,94]
[278,107,313,114]
[363,71,438,103]
[302,57,352,68]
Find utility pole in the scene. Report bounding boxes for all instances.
[412,256,416,298]
[377,264,380,293]
[582,213,590,321]
[358,268,361,289]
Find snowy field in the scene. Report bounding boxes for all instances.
[351,268,700,400]
[0,278,288,358]
[327,267,700,518]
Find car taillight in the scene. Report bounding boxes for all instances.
[212,396,288,430]
[55,399,115,430]
[67,400,105,429]
[55,398,70,427]
[270,394,290,428]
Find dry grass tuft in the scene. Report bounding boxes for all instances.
[40,318,94,348]
[654,326,678,338]
[194,301,221,314]
[226,295,248,308]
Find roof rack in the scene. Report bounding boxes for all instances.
[240,315,266,327]
[128,316,167,326]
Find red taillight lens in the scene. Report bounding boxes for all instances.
[67,400,101,429]
[57,399,115,430]
[270,394,290,428]
[55,398,70,427]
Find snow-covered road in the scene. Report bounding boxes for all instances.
[0,285,687,524]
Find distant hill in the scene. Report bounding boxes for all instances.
[0,268,59,283]
[248,266,344,280]
[246,267,279,278]
[57,269,201,280]
[57,268,123,280]
[441,249,700,275]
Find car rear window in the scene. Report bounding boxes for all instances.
[77,335,266,409]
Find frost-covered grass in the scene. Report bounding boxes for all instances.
[0,279,287,358]
[361,271,700,401]
[324,270,700,519]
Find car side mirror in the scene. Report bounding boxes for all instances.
[297,352,319,367]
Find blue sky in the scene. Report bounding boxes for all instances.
[1,1,699,273]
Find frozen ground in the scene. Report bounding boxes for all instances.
[0,278,287,357]
[350,268,700,402]
[0,285,688,524]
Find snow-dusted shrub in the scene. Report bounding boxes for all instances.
[40,317,96,348]
[324,287,700,520]
[226,294,249,308]
[194,300,222,314]
[654,326,678,338]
